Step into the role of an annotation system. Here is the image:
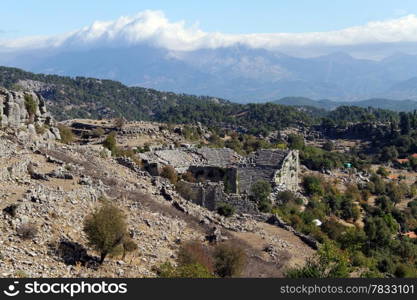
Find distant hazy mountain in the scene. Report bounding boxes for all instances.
[5,12,417,102]
[4,45,417,103]
[273,97,417,112]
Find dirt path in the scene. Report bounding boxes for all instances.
[231,222,315,272]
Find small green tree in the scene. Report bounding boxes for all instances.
[399,112,411,135]
[387,183,404,206]
[250,180,272,212]
[83,203,128,264]
[303,175,324,196]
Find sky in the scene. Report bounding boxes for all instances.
[2,0,417,39]
[2,1,417,59]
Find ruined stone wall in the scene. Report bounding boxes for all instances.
[274,150,299,192]
[221,194,258,215]
[188,166,238,193]
[176,181,257,214]
[237,167,275,194]
[177,181,223,211]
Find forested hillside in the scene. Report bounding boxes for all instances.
[0,66,405,134]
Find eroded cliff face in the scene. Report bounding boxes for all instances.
[274,150,300,192]
[0,88,60,140]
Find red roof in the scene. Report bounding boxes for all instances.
[397,158,409,164]
[404,232,417,239]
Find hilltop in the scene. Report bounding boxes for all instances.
[273,97,417,112]
[0,66,408,137]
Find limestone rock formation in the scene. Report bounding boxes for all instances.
[0,88,60,140]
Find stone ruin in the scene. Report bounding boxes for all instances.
[140,147,299,214]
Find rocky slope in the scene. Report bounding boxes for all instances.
[0,89,315,278]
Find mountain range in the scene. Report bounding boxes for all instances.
[4,45,417,103]
[4,12,417,103]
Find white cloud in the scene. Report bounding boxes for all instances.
[3,10,417,55]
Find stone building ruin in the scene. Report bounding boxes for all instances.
[140,147,299,214]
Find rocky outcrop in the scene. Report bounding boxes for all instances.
[0,88,60,140]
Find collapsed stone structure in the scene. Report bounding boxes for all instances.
[0,88,60,140]
[140,147,299,214]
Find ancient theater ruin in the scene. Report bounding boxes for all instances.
[140,147,299,214]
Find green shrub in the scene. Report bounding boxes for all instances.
[394,264,416,278]
[376,166,389,177]
[35,124,47,135]
[251,180,272,212]
[213,243,247,277]
[83,203,128,264]
[24,94,37,118]
[321,218,347,240]
[323,140,334,151]
[303,175,324,196]
[258,199,272,213]
[182,171,196,183]
[286,242,349,278]
[15,270,28,278]
[217,202,235,217]
[58,125,75,144]
[17,222,38,240]
[350,251,369,267]
[177,241,214,273]
[160,165,178,184]
[91,127,105,138]
[287,134,305,150]
[277,191,302,204]
[122,238,138,259]
[369,174,386,195]
[103,132,118,155]
[377,258,396,274]
[117,147,142,166]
